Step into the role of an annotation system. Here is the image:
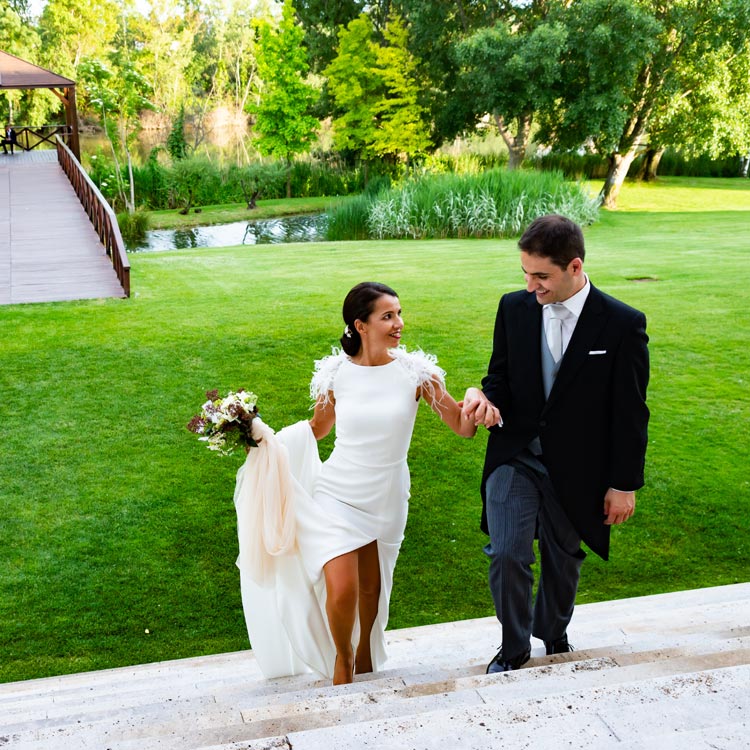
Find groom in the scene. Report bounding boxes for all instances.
[463,214,650,672]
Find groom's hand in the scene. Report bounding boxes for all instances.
[603,489,636,525]
[462,387,502,429]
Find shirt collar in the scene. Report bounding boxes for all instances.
[556,273,590,319]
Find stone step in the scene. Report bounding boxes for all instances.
[1,621,745,728]
[2,585,745,714]
[3,633,748,749]
[0,583,747,750]
[609,720,749,750]
[3,580,746,704]
[260,665,749,750]
[2,581,745,708]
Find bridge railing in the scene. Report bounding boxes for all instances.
[12,125,74,152]
[55,136,131,298]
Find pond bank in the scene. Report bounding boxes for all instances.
[129,214,328,252]
[145,196,347,230]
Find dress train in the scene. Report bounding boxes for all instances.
[233,419,396,679]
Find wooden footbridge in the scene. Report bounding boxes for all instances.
[0,146,129,305]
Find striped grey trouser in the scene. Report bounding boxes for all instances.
[484,463,586,660]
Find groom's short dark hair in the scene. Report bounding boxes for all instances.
[519,214,585,269]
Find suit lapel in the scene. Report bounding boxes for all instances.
[544,286,608,410]
[518,292,545,401]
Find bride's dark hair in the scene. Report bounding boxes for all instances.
[340,281,398,356]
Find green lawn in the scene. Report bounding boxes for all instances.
[1,177,748,683]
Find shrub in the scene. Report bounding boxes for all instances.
[167,156,223,211]
[86,150,126,208]
[131,149,169,209]
[536,149,743,180]
[326,168,599,241]
[645,150,740,178]
[225,162,288,207]
[534,152,611,180]
[117,207,150,247]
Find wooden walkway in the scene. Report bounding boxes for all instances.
[0,150,126,305]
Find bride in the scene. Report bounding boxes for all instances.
[234,282,500,685]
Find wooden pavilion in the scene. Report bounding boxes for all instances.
[0,49,80,160]
[0,50,129,304]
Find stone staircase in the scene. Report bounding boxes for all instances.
[1,583,748,749]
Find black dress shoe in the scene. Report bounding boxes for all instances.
[544,634,574,655]
[486,647,530,674]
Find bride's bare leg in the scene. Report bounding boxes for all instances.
[355,541,381,675]
[323,551,358,685]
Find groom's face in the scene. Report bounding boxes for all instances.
[521,251,584,305]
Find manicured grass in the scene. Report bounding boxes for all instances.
[147,196,346,229]
[587,175,750,213]
[1,178,748,683]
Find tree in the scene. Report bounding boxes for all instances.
[455,18,567,169]
[640,41,750,179]
[130,0,200,118]
[166,105,189,160]
[371,12,432,161]
[237,161,287,208]
[542,0,750,207]
[325,11,431,168]
[169,155,210,214]
[251,0,319,198]
[38,0,119,75]
[79,55,154,212]
[221,0,271,112]
[390,0,503,144]
[295,0,367,73]
[324,15,381,171]
[192,0,271,113]
[0,5,43,124]
[7,0,31,22]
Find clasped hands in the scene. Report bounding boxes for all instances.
[460,389,637,526]
[460,387,502,429]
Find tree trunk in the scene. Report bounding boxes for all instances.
[126,150,136,213]
[286,156,292,199]
[599,150,638,209]
[178,188,194,215]
[492,112,532,170]
[740,154,749,178]
[639,147,665,182]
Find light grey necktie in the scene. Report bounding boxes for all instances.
[545,304,570,363]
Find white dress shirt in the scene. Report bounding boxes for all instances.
[542,274,590,357]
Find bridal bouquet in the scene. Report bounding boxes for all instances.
[187,389,259,456]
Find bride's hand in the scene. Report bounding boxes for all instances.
[462,388,502,428]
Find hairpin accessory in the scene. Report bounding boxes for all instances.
[344,325,352,338]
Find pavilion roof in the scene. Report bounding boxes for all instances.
[0,49,75,90]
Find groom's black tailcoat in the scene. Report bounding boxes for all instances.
[480,283,650,560]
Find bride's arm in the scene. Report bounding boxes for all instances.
[309,394,335,440]
[420,379,477,438]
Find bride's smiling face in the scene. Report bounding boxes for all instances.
[356,294,403,350]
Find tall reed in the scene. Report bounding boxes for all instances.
[326,169,599,241]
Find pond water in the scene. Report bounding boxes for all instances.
[127,213,329,252]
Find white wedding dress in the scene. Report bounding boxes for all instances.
[233,347,445,679]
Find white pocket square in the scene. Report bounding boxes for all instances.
[588,350,607,355]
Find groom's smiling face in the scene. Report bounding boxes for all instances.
[520,251,585,305]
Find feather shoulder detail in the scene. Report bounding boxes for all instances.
[310,348,347,405]
[388,346,446,401]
